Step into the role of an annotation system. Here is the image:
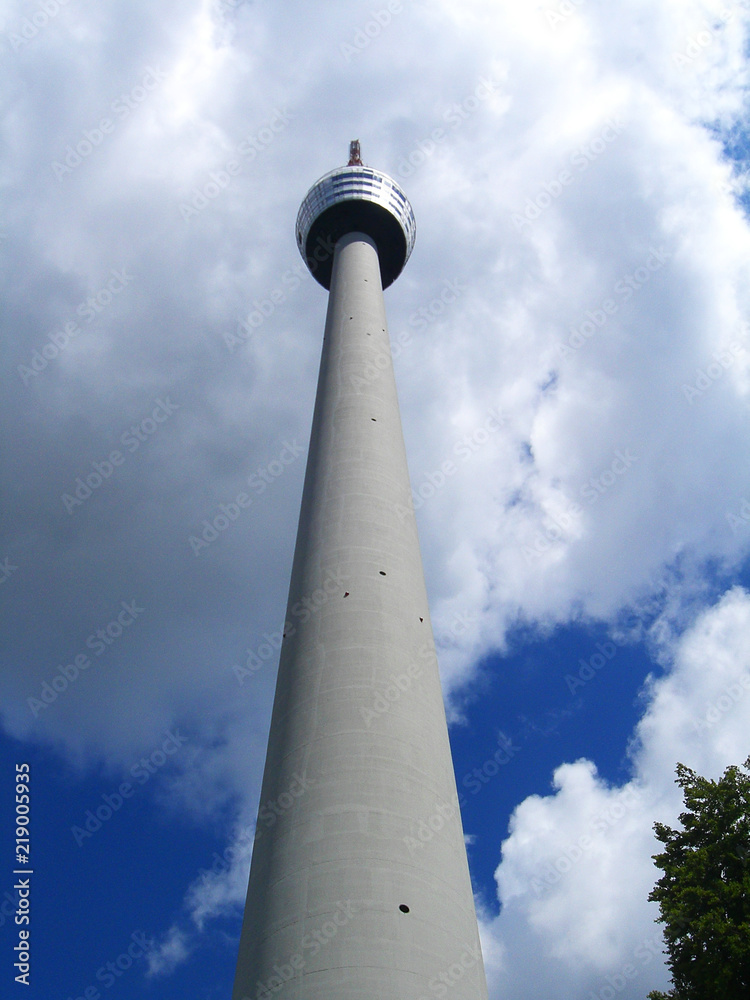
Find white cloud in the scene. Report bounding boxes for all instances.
[147,815,255,975]
[146,925,191,979]
[2,0,748,748]
[483,586,750,1000]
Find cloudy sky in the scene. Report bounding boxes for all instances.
[2,0,750,997]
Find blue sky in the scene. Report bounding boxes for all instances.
[2,1,750,999]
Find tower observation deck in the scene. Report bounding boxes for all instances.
[295,147,416,290]
[232,144,487,1000]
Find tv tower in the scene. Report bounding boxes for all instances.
[232,142,487,1000]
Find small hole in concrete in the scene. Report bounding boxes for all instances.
[419,617,424,622]
[344,592,350,598]
[379,571,386,576]
[371,418,377,421]
[399,904,410,913]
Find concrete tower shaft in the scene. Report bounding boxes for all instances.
[232,160,487,1000]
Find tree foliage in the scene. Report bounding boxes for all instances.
[647,757,750,1000]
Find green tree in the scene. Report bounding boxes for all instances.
[647,757,750,1000]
